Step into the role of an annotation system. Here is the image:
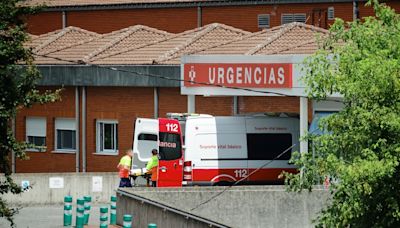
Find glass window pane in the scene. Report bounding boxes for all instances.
[138,134,158,141]
[159,132,182,161]
[247,133,292,160]
[104,123,112,149]
[57,130,76,150]
[28,136,46,147]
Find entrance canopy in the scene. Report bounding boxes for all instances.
[181,54,309,97]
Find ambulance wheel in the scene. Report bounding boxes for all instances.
[213,181,232,186]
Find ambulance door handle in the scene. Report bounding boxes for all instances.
[160,166,167,172]
[174,163,177,169]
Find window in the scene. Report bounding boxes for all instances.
[55,118,76,151]
[258,14,270,29]
[281,13,307,24]
[309,111,336,135]
[328,7,335,20]
[137,133,158,160]
[96,120,118,153]
[26,117,46,151]
[138,134,157,141]
[159,132,182,161]
[247,133,292,160]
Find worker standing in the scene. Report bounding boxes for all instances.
[117,149,134,187]
[146,149,159,187]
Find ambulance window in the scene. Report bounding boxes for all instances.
[159,132,182,161]
[247,133,292,160]
[138,134,157,141]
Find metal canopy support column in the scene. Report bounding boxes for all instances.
[154,87,159,118]
[300,97,308,153]
[82,86,86,172]
[75,87,80,172]
[188,95,195,113]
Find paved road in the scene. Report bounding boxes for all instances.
[0,204,107,228]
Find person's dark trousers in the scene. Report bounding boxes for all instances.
[119,178,132,187]
[152,181,157,187]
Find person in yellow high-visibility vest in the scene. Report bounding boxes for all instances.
[117,150,133,187]
[146,149,159,187]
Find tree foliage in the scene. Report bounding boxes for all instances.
[285,1,400,227]
[0,0,60,226]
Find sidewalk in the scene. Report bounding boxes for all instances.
[0,204,119,228]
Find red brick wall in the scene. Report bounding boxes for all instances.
[26,12,62,35]
[239,96,313,122]
[196,96,233,116]
[26,3,356,34]
[25,1,400,35]
[15,86,75,172]
[359,1,400,18]
[202,3,352,31]
[158,88,187,118]
[67,8,197,34]
[85,87,154,172]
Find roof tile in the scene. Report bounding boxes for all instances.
[30,22,327,65]
[33,26,99,55]
[33,25,172,64]
[91,23,250,65]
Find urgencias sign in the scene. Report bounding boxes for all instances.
[183,63,292,88]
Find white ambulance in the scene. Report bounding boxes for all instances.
[132,113,300,187]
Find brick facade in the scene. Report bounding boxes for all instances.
[15,86,312,173]
[67,8,197,34]
[158,88,187,118]
[15,86,76,172]
[201,3,352,31]
[85,87,154,172]
[26,2,400,35]
[27,12,62,35]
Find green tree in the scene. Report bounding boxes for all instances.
[0,0,59,226]
[285,1,400,227]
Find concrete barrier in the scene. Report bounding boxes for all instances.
[116,186,330,228]
[3,172,120,205]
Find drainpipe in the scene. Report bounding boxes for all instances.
[233,96,239,115]
[75,87,80,172]
[154,87,159,118]
[82,86,86,173]
[353,1,359,21]
[62,11,67,28]
[197,6,202,28]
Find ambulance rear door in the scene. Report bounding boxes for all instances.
[132,118,159,169]
[157,118,184,187]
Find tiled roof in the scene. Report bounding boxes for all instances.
[32,25,172,64]
[250,23,328,55]
[90,23,250,65]
[29,22,327,65]
[31,27,99,64]
[199,22,328,56]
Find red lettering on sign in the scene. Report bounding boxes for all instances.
[159,141,177,148]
